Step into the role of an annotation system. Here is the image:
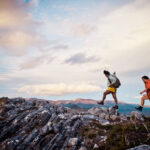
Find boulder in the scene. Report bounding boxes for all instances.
[131,111,144,121]
[99,113,107,119]
[108,106,119,116]
[110,115,119,121]
[88,107,108,115]
[82,114,110,125]
[119,114,128,121]
[68,138,79,146]
[93,144,99,149]
[100,136,107,142]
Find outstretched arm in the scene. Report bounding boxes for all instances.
[140,89,147,95]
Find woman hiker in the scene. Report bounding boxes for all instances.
[136,76,150,111]
[98,70,121,109]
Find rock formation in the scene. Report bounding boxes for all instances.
[0,97,149,150]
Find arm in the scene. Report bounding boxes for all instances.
[140,89,147,95]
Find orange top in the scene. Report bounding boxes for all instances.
[145,80,150,99]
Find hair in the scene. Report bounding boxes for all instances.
[104,70,110,75]
[142,76,149,80]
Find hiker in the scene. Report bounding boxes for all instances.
[135,76,150,111]
[98,70,121,109]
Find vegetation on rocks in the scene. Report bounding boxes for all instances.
[79,120,150,150]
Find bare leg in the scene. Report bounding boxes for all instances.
[112,92,118,105]
[136,94,149,111]
[141,94,149,107]
[102,90,111,102]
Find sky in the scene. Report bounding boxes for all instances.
[0,0,150,104]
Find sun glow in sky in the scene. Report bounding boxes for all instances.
[0,0,150,104]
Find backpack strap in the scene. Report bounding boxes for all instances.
[108,77,112,84]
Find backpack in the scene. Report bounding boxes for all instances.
[111,72,121,88]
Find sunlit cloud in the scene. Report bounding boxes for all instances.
[0,0,45,56]
[15,82,101,96]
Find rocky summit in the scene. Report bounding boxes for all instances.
[0,97,150,150]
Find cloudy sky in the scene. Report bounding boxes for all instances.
[0,0,150,104]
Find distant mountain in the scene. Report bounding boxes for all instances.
[45,98,126,105]
[25,98,150,116]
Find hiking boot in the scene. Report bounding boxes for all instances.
[135,106,143,112]
[97,101,104,105]
[113,105,119,109]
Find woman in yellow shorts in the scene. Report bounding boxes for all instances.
[98,70,119,109]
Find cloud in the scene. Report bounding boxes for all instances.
[15,82,101,96]
[20,54,54,70]
[0,0,45,56]
[0,0,39,30]
[52,4,77,12]
[120,64,150,78]
[0,76,8,81]
[80,0,150,75]
[0,31,45,55]
[65,53,99,65]
[51,44,69,51]
[29,0,39,7]
[72,24,97,37]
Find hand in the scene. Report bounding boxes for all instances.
[140,92,143,95]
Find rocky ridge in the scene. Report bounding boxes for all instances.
[0,97,150,150]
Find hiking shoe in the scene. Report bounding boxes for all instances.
[135,106,143,112]
[113,105,119,109]
[97,101,104,105]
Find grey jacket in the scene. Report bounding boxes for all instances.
[107,75,117,87]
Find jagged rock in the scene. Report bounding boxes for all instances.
[58,113,69,120]
[56,106,67,114]
[93,143,99,149]
[88,106,120,121]
[0,97,149,150]
[0,97,8,106]
[119,114,128,121]
[40,120,53,135]
[68,138,79,146]
[82,114,110,125]
[99,112,109,119]
[108,106,119,116]
[128,144,150,150]
[0,115,4,121]
[110,115,119,121]
[100,136,107,142]
[79,146,87,150]
[88,107,108,115]
[131,111,144,121]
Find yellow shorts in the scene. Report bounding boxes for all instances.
[108,87,116,93]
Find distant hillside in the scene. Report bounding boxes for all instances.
[25,98,150,116]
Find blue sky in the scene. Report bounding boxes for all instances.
[0,0,150,105]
